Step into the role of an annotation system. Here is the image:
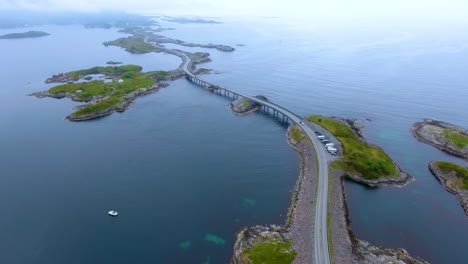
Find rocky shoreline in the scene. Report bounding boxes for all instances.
[337,117,414,187]
[232,123,426,263]
[329,167,429,264]
[32,83,169,121]
[428,161,468,215]
[230,126,316,263]
[231,225,291,264]
[286,127,318,264]
[228,96,268,116]
[411,119,468,160]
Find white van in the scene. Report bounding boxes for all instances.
[325,143,334,148]
[317,135,325,139]
[327,147,337,152]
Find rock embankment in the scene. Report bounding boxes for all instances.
[428,161,468,215]
[231,225,290,264]
[329,168,428,264]
[353,240,429,264]
[228,96,268,115]
[412,119,468,160]
[286,126,317,264]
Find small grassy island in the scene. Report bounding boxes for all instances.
[104,36,155,54]
[412,119,468,160]
[429,161,468,215]
[232,225,296,264]
[0,30,50,39]
[307,115,411,186]
[228,96,267,115]
[32,65,172,121]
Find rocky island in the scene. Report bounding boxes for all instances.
[104,27,234,54]
[31,65,173,121]
[0,30,50,39]
[228,96,268,115]
[429,161,468,215]
[412,119,468,160]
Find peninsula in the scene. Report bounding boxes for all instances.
[308,115,412,187]
[0,30,50,39]
[429,161,468,215]
[231,118,424,263]
[104,27,235,54]
[412,119,468,160]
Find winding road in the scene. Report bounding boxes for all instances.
[174,50,331,264]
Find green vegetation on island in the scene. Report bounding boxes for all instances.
[444,130,468,149]
[433,161,468,190]
[412,119,468,160]
[64,65,144,81]
[104,36,154,53]
[106,61,123,65]
[242,239,296,264]
[307,115,396,180]
[290,125,303,143]
[429,161,468,215]
[34,64,172,121]
[0,30,50,39]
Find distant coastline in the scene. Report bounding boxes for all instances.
[0,30,50,39]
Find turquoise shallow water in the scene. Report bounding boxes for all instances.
[1,18,468,263]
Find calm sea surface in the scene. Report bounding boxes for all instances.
[0,18,467,263]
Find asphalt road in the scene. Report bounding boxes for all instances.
[176,50,331,264]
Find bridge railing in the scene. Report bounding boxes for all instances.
[188,75,303,121]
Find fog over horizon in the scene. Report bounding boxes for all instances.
[1,0,468,23]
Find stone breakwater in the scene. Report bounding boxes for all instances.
[328,167,429,264]
[352,240,430,264]
[411,119,468,160]
[286,127,317,264]
[230,126,317,263]
[428,161,468,215]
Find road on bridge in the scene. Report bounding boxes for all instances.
[175,50,331,264]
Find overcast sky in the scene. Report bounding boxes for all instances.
[1,0,468,21]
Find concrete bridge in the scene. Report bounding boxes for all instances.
[186,74,298,124]
[178,51,331,264]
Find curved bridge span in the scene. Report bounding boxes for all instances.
[179,51,330,264]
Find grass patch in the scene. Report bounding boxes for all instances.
[70,96,121,118]
[444,130,468,149]
[105,36,154,53]
[435,161,468,189]
[290,125,303,142]
[243,240,296,264]
[67,65,142,80]
[307,115,396,180]
[147,70,171,80]
[48,65,155,118]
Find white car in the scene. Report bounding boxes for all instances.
[300,121,304,125]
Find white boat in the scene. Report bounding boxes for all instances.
[108,210,118,217]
